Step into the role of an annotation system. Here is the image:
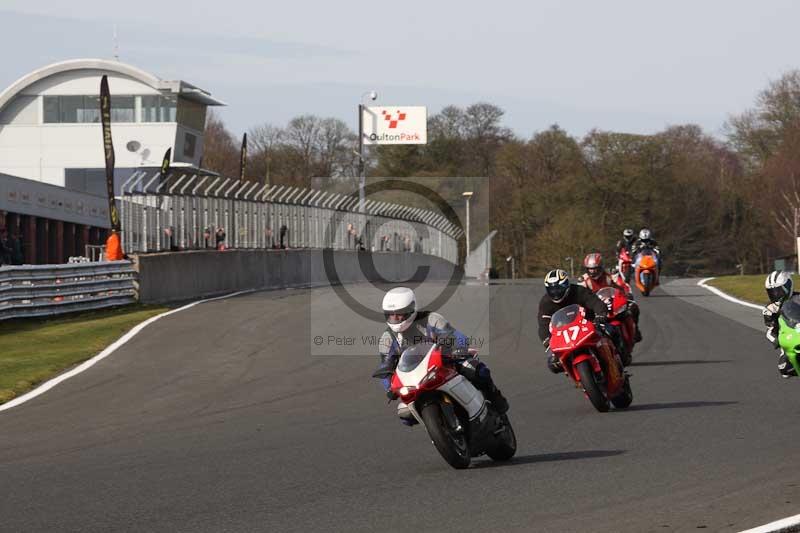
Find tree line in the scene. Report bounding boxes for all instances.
[203,72,800,276]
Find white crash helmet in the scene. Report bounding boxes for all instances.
[639,228,652,241]
[382,287,418,333]
[766,271,793,304]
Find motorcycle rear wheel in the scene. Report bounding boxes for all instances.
[620,348,633,367]
[576,360,610,412]
[486,414,517,461]
[421,401,471,469]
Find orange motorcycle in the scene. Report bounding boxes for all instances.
[634,248,659,296]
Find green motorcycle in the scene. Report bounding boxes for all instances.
[777,297,800,375]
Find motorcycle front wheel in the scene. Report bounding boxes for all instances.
[611,375,634,409]
[576,360,610,412]
[421,401,471,469]
[640,272,652,296]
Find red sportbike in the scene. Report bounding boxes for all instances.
[596,287,636,366]
[379,343,516,469]
[617,248,633,283]
[549,304,633,412]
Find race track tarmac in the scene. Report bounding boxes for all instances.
[0,280,797,532]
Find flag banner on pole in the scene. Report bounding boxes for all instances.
[161,147,172,179]
[239,132,247,181]
[100,75,121,232]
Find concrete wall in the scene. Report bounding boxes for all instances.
[134,249,459,304]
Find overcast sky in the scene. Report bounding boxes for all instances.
[1,0,798,139]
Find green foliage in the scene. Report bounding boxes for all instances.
[707,275,766,304]
[203,74,800,278]
[0,305,168,404]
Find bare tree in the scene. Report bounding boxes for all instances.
[202,110,239,178]
[248,123,283,185]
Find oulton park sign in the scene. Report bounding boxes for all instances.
[361,106,427,145]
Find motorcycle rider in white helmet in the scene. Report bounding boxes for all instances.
[631,228,662,270]
[372,287,509,424]
[763,270,799,377]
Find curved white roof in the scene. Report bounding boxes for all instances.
[0,58,225,113]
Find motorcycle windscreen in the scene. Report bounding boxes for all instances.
[596,287,615,302]
[780,296,800,329]
[635,250,656,267]
[397,342,435,372]
[550,304,582,328]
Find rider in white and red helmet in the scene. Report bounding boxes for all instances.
[578,253,642,343]
[373,287,509,419]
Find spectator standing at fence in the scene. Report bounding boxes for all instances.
[279,224,288,249]
[216,227,226,251]
[105,229,123,261]
[266,227,274,248]
[203,227,211,248]
[164,227,178,251]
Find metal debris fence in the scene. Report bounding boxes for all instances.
[119,171,461,263]
[0,261,137,320]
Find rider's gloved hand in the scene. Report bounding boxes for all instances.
[386,390,398,401]
[450,347,471,359]
[593,316,609,334]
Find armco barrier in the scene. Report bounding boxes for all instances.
[0,262,138,320]
[134,250,458,304]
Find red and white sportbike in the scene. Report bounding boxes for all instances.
[386,342,516,469]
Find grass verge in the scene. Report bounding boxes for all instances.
[706,275,764,305]
[0,305,169,404]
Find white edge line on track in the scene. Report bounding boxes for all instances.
[0,289,257,414]
[739,513,800,533]
[697,277,763,310]
[697,277,799,533]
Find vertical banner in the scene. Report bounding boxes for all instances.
[100,75,121,232]
[239,132,247,181]
[160,147,172,178]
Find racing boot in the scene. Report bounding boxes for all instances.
[634,325,643,343]
[468,361,509,414]
[778,351,797,378]
[484,384,509,414]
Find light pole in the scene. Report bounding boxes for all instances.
[463,191,473,259]
[358,90,377,213]
[506,256,515,280]
[564,256,574,277]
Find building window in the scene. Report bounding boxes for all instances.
[177,97,207,131]
[59,96,83,122]
[81,96,101,122]
[183,132,197,158]
[43,95,135,123]
[110,96,135,122]
[43,96,59,123]
[141,94,177,122]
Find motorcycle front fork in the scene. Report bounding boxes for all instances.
[440,397,463,433]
